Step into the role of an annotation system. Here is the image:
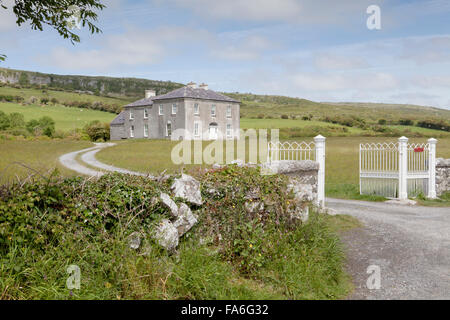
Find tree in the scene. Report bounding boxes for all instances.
[0,0,106,62]
[84,120,110,141]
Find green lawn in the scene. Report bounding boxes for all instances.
[0,140,93,184]
[0,102,116,131]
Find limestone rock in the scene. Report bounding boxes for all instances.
[171,174,203,206]
[154,219,179,251]
[261,160,319,175]
[173,203,198,236]
[287,182,314,202]
[160,192,178,217]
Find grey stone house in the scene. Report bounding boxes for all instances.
[110,82,240,141]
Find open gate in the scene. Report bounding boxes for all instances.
[360,136,437,199]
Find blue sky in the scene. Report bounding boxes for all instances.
[1,0,450,109]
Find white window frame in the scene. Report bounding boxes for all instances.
[211,104,216,117]
[144,124,149,137]
[130,125,135,138]
[194,103,199,115]
[129,111,134,120]
[226,124,232,138]
[144,108,149,119]
[227,105,232,118]
[159,105,164,115]
[172,104,177,115]
[194,121,200,137]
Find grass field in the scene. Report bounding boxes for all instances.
[0,102,116,131]
[0,140,93,184]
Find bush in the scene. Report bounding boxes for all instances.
[398,119,414,126]
[378,119,387,125]
[25,116,55,137]
[0,111,11,130]
[281,114,289,119]
[84,120,110,141]
[9,113,25,128]
[40,97,50,105]
[417,119,450,132]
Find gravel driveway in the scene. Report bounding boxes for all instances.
[327,198,450,300]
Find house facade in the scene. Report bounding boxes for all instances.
[110,82,240,141]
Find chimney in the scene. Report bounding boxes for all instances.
[187,81,197,88]
[145,89,156,99]
[199,83,208,90]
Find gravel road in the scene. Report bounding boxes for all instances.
[327,198,450,300]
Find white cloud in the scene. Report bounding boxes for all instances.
[167,0,302,22]
[400,35,450,64]
[412,75,450,88]
[211,35,272,60]
[289,72,398,92]
[314,53,369,70]
[43,26,212,71]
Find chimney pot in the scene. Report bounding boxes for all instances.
[187,81,197,88]
[145,89,156,99]
[199,83,208,90]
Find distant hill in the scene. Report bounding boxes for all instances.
[1,67,449,126]
[0,67,184,100]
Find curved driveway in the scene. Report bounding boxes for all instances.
[59,143,152,178]
[327,198,450,300]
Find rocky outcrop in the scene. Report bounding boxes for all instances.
[154,219,179,251]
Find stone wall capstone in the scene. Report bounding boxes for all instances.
[436,158,450,196]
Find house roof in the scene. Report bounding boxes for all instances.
[110,111,126,125]
[124,86,239,108]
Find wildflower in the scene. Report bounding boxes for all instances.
[249,244,253,248]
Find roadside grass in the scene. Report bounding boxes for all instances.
[0,139,93,184]
[0,102,116,131]
[415,192,450,207]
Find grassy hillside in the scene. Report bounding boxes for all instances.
[0,67,184,100]
[0,102,116,131]
[228,93,450,125]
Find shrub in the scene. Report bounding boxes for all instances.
[0,111,11,130]
[51,98,59,105]
[417,119,450,132]
[84,120,110,141]
[257,114,265,119]
[281,114,289,119]
[398,119,414,126]
[40,97,50,105]
[378,119,387,125]
[9,113,25,128]
[25,116,55,137]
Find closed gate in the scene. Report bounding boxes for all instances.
[360,136,437,199]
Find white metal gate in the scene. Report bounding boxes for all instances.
[360,136,437,199]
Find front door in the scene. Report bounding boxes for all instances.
[209,124,218,140]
